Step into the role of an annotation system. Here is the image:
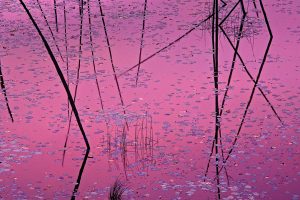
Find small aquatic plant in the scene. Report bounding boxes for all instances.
[109,180,126,200]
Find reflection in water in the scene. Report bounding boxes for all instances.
[98,0,128,121]
[87,0,105,112]
[117,8,214,77]
[135,0,148,86]
[104,111,155,178]
[0,59,14,122]
[36,0,65,62]
[71,149,90,200]
[63,0,86,153]
[18,0,90,150]
[19,1,91,199]
[63,0,71,120]
[211,0,222,198]
[204,0,248,192]
[54,0,58,33]
[3,0,296,199]
[203,0,280,199]
[66,111,156,198]
[220,0,276,172]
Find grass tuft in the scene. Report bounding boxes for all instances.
[109,180,126,200]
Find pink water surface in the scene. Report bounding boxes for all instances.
[0,0,299,199]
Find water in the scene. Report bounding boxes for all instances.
[0,0,299,199]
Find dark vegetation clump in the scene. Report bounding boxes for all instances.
[109,180,126,200]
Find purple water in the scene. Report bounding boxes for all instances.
[0,0,299,199]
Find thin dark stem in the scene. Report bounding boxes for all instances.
[219,0,273,174]
[217,0,282,123]
[204,128,230,185]
[19,0,90,150]
[219,0,240,26]
[205,1,237,183]
[205,0,280,182]
[218,127,230,185]
[219,1,246,118]
[0,60,14,122]
[71,149,90,200]
[54,0,58,32]
[117,4,229,78]
[79,0,84,16]
[204,138,215,180]
[97,0,128,124]
[212,0,221,199]
[36,0,64,62]
[63,0,70,119]
[135,0,148,86]
[63,0,85,151]
[219,24,282,123]
[252,0,259,18]
[121,125,128,179]
[221,0,227,7]
[204,1,216,182]
[87,0,104,110]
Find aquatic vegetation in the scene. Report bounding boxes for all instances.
[109,179,126,200]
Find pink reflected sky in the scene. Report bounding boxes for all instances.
[0,0,300,199]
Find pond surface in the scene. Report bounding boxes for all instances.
[0,0,299,199]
